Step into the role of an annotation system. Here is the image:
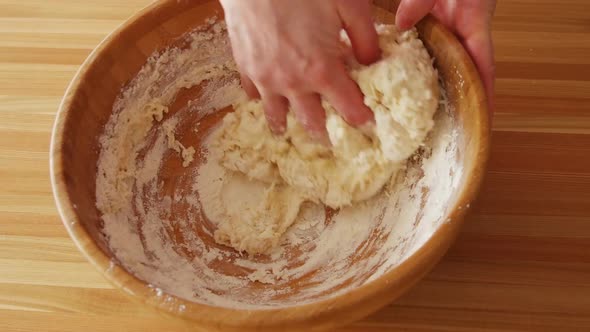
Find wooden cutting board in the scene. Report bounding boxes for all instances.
[1,0,589,331]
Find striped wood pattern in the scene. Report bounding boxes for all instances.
[1,0,589,331]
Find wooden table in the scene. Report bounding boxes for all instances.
[1,0,589,331]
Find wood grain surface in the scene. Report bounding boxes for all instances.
[1,0,589,331]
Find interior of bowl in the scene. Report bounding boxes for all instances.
[51,0,488,326]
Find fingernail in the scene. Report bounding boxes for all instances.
[311,131,332,147]
[358,120,376,136]
[269,122,286,136]
[396,18,411,31]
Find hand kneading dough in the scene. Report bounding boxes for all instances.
[206,25,439,255]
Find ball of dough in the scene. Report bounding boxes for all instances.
[212,25,439,209]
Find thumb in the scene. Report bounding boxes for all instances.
[337,0,380,65]
[396,0,437,30]
[463,32,496,112]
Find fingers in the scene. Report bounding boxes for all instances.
[396,0,437,30]
[320,63,374,126]
[240,71,290,135]
[262,93,289,134]
[337,0,380,65]
[463,32,495,112]
[288,93,330,145]
[240,73,260,99]
[254,62,374,139]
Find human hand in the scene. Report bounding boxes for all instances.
[396,0,497,112]
[220,0,380,142]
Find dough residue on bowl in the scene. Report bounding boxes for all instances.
[95,18,462,310]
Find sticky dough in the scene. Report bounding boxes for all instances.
[205,25,439,255]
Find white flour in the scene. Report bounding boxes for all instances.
[96,18,462,309]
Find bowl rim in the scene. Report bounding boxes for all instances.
[50,0,490,329]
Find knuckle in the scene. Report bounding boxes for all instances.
[250,64,296,91]
[279,74,299,92]
[249,67,272,85]
[304,60,332,86]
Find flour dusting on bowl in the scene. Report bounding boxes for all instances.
[95,18,462,309]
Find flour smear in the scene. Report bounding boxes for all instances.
[96,18,463,310]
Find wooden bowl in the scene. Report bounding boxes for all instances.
[50,0,489,331]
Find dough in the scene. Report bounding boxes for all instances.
[205,25,439,255]
[197,155,305,254]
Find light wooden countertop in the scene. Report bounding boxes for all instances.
[1,0,589,331]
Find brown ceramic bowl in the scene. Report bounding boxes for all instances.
[50,0,489,331]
